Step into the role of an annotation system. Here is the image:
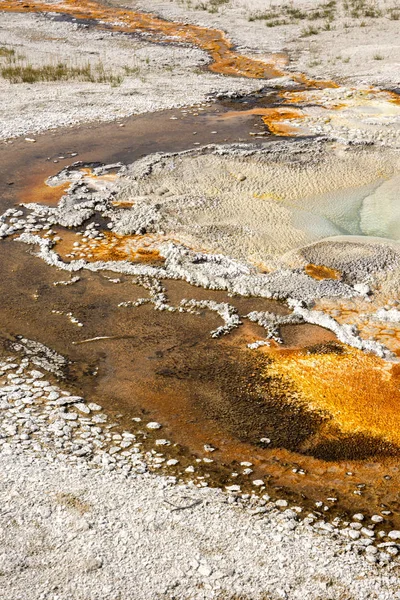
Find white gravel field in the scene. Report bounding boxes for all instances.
[0,12,260,140]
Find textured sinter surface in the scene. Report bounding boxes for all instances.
[114,143,400,260]
[1,143,400,468]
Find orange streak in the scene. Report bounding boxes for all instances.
[268,347,400,447]
[0,0,337,86]
[304,263,342,281]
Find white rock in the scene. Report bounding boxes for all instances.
[146,422,162,430]
[353,513,364,522]
[276,499,288,508]
[60,412,78,421]
[74,403,91,414]
[198,564,213,577]
[55,396,84,406]
[361,527,375,538]
[388,530,400,540]
[203,444,216,452]
[371,515,384,524]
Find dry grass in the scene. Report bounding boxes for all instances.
[247,0,399,30]
[300,24,321,36]
[1,61,123,84]
[0,45,146,85]
[0,46,16,58]
[55,492,91,514]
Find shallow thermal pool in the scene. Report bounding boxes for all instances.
[115,143,400,265]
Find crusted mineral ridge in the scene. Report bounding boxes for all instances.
[1,144,399,360]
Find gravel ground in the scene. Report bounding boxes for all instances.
[0,12,260,140]
[2,452,400,600]
[133,0,400,88]
[1,351,400,600]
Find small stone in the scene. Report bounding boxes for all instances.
[371,515,384,524]
[166,459,179,466]
[379,552,392,564]
[74,403,91,414]
[203,444,216,453]
[361,527,375,538]
[388,530,400,540]
[83,557,103,572]
[353,513,364,521]
[365,545,378,555]
[198,564,213,577]
[260,437,271,444]
[61,412,78,421]
[30,370,44,379]
[252,479,265,487]
[146,422,162,430]
[88,402,102,411]
[55,395,84,406]
[155,439,170,446]
[225,485,241,492]
[276,499,288,508]
[92,414,107,423]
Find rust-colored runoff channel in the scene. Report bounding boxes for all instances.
[0,0,336,87]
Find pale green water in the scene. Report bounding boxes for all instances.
[291,176,400,244]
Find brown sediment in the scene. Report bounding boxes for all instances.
[304,263,342,281]
[1,238,400,522]
[279,323,338,348]
[0,0,336,87]
[20,173,71,206]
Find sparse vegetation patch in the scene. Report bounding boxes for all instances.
[1,61,123,85]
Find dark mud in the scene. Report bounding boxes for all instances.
[0,102,272,213]
[1,236,400,525]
